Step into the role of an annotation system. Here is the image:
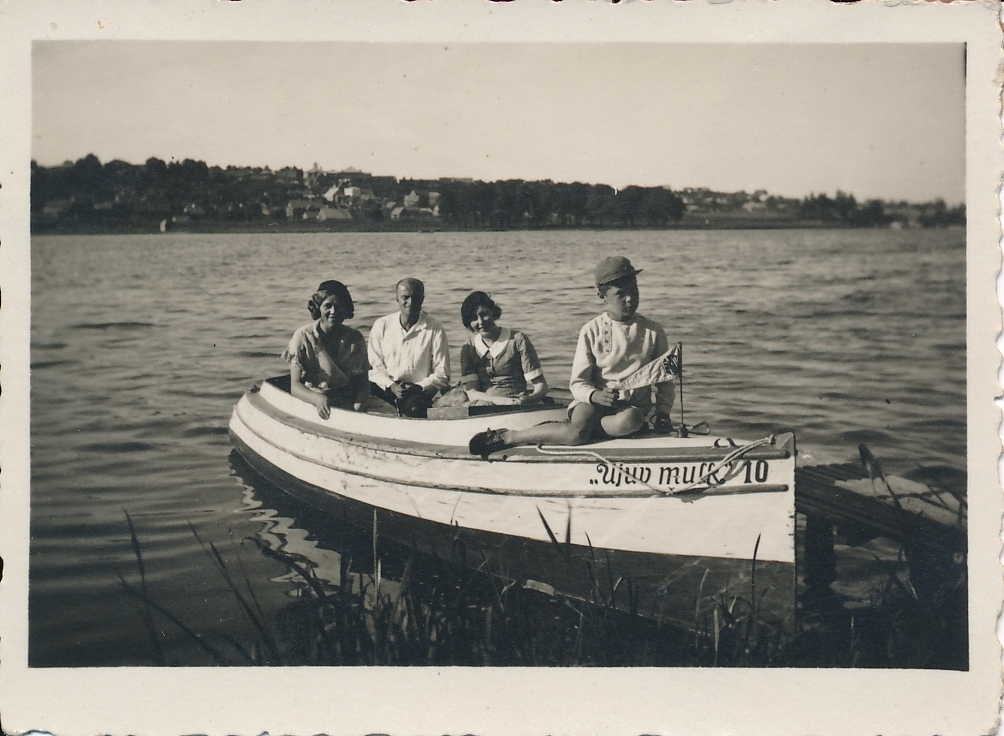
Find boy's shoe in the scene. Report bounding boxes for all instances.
[469,428,508,458]
[649,412,674,434]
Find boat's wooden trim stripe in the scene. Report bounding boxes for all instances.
[234,412,651,497]
[245,388,792,463]
[246,388,463,458]
[233,403,790,499]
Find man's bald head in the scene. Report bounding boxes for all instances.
[395,278,425,327]
[396,278,425,299]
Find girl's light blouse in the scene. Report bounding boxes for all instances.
[459,327,544,398]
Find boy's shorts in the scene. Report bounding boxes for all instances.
[566,400,646,420]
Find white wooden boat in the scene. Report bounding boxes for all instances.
[230,377,796,565]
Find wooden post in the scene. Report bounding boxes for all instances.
[803,512,836,589]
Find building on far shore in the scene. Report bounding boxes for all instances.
[391,205,439,221]
[317,206,352,222]
[286,199,321,220]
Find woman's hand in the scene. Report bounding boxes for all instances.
[520,377,548,406]
[312,393,331,419]
[352,401,366,412]
[290,365,332,419]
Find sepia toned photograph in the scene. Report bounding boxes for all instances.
[27,37,971,669]
[2,2,1001,735]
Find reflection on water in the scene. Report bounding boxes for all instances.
[29,228,966,666]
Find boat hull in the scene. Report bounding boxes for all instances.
[231,379,796,562]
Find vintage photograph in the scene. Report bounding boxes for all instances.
[27,39,969,667]
[2,2,1001,734]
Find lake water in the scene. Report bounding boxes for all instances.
[29,228,966,666]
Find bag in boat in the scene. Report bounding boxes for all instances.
[431,385,471,408]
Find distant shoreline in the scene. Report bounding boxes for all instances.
[32,216,954,237]
[33,157,964,236]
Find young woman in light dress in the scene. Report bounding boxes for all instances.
[282,280,370,419]
[458,291,548,407]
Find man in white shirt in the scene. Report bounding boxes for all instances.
[368,277,451,417]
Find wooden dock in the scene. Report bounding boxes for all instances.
[793,446,966,597]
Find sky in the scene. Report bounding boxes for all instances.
[32,42,966,204]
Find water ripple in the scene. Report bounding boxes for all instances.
[70,321,155,330]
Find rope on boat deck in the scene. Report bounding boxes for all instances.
[533,436,777,495]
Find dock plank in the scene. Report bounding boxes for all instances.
[794,464,966,555]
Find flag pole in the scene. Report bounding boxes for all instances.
[677,341,687,437]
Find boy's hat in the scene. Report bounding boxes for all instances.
[594,256,642,286]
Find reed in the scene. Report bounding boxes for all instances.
[118,505,966,668]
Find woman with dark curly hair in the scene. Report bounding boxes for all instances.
[458,291,548,407]
[281,280,370,418]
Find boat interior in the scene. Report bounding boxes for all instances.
[265,374,571,420]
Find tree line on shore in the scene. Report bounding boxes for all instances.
[797,192,964,229]
[30,155,964,232]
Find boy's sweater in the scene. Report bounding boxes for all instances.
[568,312,675,415]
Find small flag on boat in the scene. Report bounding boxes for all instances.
[613,343,682,391]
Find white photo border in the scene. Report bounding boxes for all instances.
[1,2,1000,735]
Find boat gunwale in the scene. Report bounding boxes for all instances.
[231,407,792,499]
[242,387,794,464]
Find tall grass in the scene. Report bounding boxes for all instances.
[117,507,966,668]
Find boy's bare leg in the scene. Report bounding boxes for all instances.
[471,404,649,456]
[502,404,644,447]
[598,406,646,438]
[502,402,603,447]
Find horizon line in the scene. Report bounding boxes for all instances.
[30,154,966,207]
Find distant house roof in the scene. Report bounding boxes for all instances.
[317,206,352,221]
[286,199,321,219]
